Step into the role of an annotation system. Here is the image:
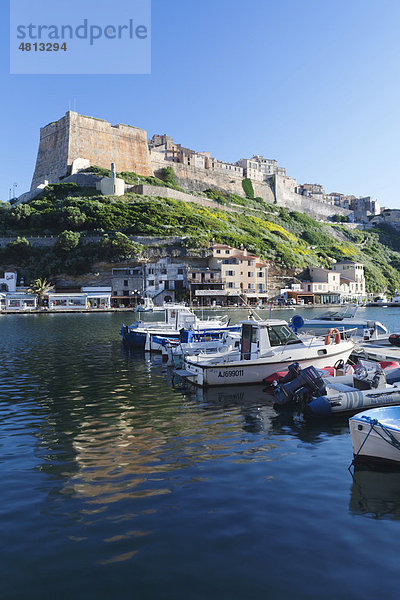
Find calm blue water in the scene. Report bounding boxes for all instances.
[1,307,400,599]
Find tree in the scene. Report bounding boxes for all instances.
[60,206,87,229]
[160,166,177,187]
[56,230,81,251]
[28,278,54,307]
[99,232,143,261]
[242,178,255,199]
[6,236,31,260]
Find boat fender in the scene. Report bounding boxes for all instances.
[304,396,332,417]
[325,328,341,345]
[389,334,400,347]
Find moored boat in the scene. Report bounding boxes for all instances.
[122,304,231,351]
[350,406,400,466]
[178,319,354,387]
[273,360,400,417]
[293,306,388,340]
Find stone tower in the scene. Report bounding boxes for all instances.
[31,111,153,190]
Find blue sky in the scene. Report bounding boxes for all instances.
[1,0,400,207]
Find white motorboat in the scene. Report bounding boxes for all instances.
[136,297,154,312]
[122,304,230,351]
[293,305,388,340]
[350,406,400,466]
[177,319,354,387]
[163,329,242,368]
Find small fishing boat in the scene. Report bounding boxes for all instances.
[350,406,400,467]
[292,305,388,340]
[122,304,230,351]
[161,328,242,367]
[136,297,154,312]
[177,319,354,387]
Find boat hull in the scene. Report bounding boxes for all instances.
[350,408,400,465]
[183,346,353,387]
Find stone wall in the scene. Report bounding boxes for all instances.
[31,111,153,190]
[150,154,276,204]
[273,175,352,220]
[129,184,241,213]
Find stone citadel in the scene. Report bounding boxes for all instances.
[24,110,380,221]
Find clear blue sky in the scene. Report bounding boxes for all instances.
[1,0,400,207]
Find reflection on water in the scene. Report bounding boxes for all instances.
[350,466,400,520]
[2,312,400,599]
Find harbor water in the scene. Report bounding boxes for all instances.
[2,306,400,599]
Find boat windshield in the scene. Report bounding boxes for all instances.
[317,305,358,321]
[267,324,300,347]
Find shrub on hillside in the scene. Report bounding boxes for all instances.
[242,178,254,199]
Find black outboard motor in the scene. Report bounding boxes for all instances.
[275,362,301,385]
[274,365,326,405]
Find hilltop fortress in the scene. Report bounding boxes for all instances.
[25,111,379,221]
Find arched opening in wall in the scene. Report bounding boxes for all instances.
[164,295,172,303]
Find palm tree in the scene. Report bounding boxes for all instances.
[28,278,54,307]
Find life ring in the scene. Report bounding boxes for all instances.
[325,328,341,345]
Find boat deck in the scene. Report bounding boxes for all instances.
[354,339,400,362]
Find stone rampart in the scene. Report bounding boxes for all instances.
[150,154,276,204]
[129,184,240,212]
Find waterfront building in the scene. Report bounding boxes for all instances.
[0,269,17,293]
[144,258,187,305]
[209,244,269,305]
[111,266,144,307]
[301,261,366,303]
[0,292,37,311]
[47,289,111,310]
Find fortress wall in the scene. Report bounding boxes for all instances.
[31,113,71,190]
[68,112,152,177]
[274,175,351,219]
[150,154,275,204]
[31,111,152,190]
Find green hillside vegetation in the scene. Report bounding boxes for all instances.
[1,181,400,293]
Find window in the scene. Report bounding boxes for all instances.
[162,269,167,275]
[124,280,128,287]
[267,325,300,347]
[257,272,264,277]
[216,249,221,254]
[148,280,154,287]
[178,268,184,275]
[225,250,230,254]
[248,272,254,277]
[226,270,235,277]
[227,282,234,288]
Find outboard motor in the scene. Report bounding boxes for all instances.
[275,362,301,385]
[274,365,326,405]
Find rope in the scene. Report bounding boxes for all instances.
[350,416,400,469]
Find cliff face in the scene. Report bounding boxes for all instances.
[31,111,153,190]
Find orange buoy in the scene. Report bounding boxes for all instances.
[325,328,341,345]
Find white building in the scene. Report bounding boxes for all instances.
[0,269,17,293]
[0,292,37,311]
[236,155,286,182]
[144,258,187,305]
[47,288,111,310]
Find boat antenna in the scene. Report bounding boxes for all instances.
[239,294,263,321]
